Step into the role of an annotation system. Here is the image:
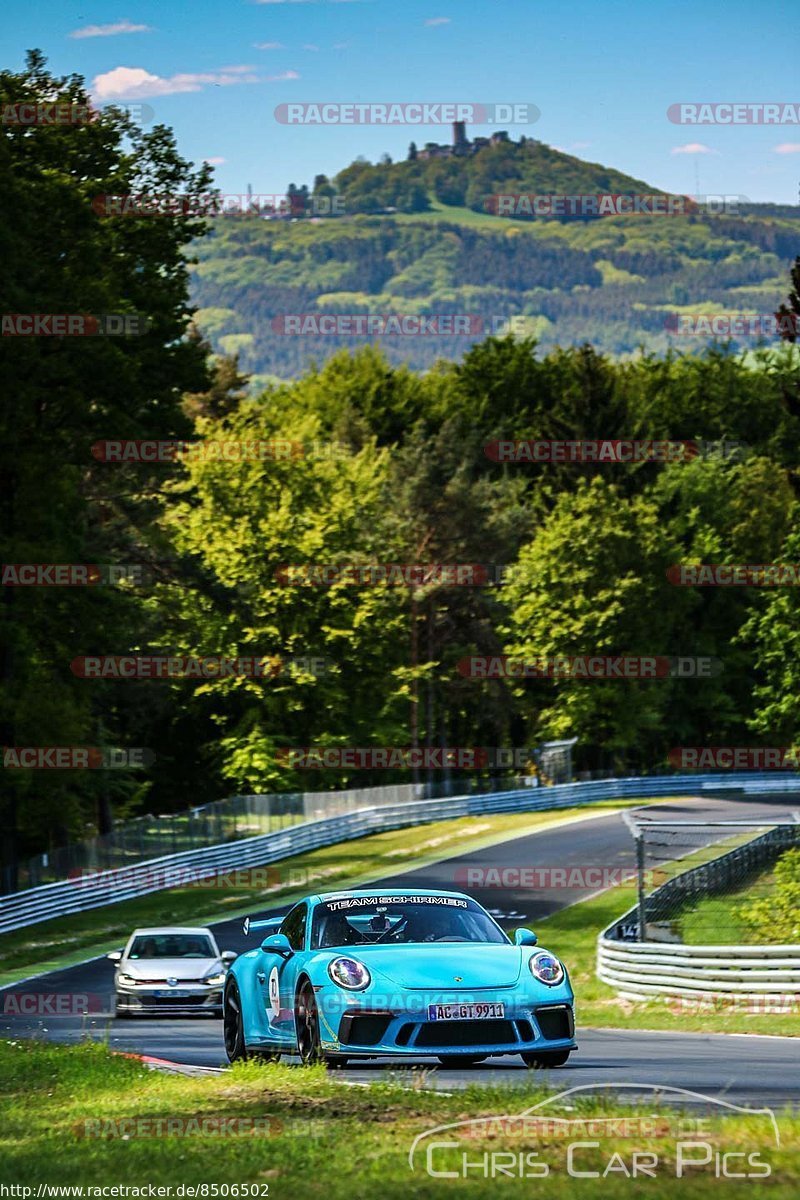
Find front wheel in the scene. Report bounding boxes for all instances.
[296,983,323,1065]
[223,979,248,1062]
[521,1049,570,1068]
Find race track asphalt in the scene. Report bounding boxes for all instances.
[2,793,798,1105]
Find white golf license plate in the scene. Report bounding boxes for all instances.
[427,1002,505,1021]
[153,989,192,998]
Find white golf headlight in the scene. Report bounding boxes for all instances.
[117,973,137,986]
[327,957,371,990]
[203,971,226,986]
[529,952,565,986]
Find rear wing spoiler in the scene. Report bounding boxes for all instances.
[242,915,282,938]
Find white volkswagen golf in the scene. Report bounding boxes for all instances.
[109,926,237,1018]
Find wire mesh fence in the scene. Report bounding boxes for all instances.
[613,816,800,945]
[7,773,535,894]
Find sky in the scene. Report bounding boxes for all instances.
[2,0,798,203]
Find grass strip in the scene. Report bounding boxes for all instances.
[0,1039,795,1196]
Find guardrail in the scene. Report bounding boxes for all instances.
[597,939,800,998]
[9,781,431,892]
[2,770,799,935]
[597,817,800,999]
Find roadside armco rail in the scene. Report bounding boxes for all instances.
[1,771,799,935]
[597,938,800,999]
[597,809,800,999]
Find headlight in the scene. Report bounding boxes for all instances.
[528,952,565,986]
[327,957,371,990]
[117,973,137,986]
[203,971,226,987]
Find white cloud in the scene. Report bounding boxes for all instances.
[266,69,301,81]
[254,41,285,49]
[671,142,716,155]
[773,143,800,154]
[204,156,226,165]
[424,16,451,25]
[570,140,591,150]
[70,19,151,39]
[303,43,320,50]
[92,64,260,100]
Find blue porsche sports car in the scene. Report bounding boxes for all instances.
[223,888,576,1068]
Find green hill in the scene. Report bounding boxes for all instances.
[189,137,800,378]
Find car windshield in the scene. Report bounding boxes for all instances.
[128,934,215,959]
[311,895,508,949]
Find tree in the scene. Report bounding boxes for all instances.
[0,52,212,882]
[502,478,683,771]
[408,142,418,161]
[157,393,410,793]
[740,511,800,743]
[776,255,800,342]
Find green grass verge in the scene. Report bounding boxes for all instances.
[675,868,778,946]
[0,803,635,985]
[1,1040,795,1196]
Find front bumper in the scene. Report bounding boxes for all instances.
[317,996,576,1058]
[115,983,223,1016]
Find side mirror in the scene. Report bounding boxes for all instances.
[260,933,293,957]
[107,951,123,962]
[221,950,238,965]
[514,928,538,947]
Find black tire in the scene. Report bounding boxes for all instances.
[521,1049,571,1068]
[295,982,323,1065]
[437,1055,488,1068]
[223,979,248,1062]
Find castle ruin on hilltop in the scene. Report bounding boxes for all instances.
[415,122,516,160]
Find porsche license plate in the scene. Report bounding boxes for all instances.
[427,1002,505,1021]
